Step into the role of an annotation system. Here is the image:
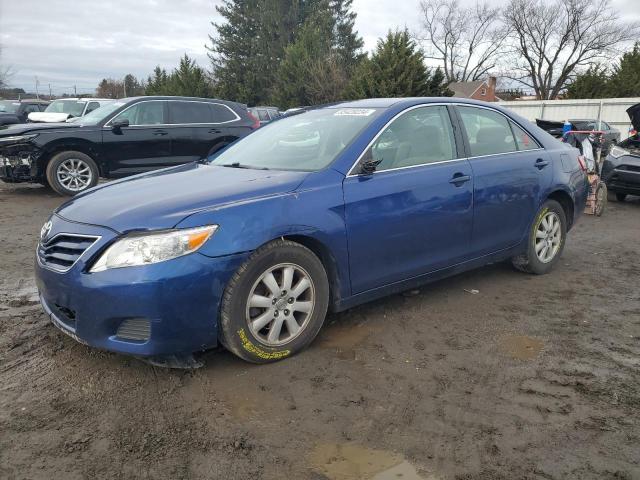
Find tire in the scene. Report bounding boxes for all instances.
[512,199,567,275]
[219,239,329,364]
[45,151,99,196]
[594,183,607,217]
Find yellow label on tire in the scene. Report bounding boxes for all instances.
[238,328,291,360]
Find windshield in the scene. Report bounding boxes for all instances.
[78,101,126,125]
[211,108,381,171]
[45,100,86,116]
[0,101,20,113]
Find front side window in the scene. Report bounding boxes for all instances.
[458,106,517,157]
[369,105,457,172]
[210,107,382,172]
[169,101,212,124]
[112,101,164,125]
[257,109,269,121]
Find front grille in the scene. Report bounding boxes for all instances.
[38,234,99,272]
[618,164,640,173]
[116,318,151,342]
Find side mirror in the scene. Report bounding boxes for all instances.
[111,118,129,130]
[359,151,382,175]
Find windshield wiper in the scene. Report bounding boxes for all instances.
[220,162,269,170]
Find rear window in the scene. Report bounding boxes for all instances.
[170,101,213,124]
[210,104,238,123]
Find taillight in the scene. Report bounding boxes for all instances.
[247,111,260,130]
[577,155,587,172]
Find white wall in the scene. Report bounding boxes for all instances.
[498,98,640,136]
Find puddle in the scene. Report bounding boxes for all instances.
[500,335,544,360]
[309,443,427,480]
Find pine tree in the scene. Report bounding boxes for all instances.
[170,54,212,97]
[145,67,170,95]
[565,66,609,99]
[347,30,451,99]
[606,42,640,98]
[208,0,363,106]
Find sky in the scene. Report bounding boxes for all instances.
[0,0,639,95]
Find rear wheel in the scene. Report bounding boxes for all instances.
[219,240,329,363]
[512,199,567,275]
[46,151,99,196]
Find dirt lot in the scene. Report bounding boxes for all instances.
[0,181,639,480]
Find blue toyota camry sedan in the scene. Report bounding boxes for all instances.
[35,98,589,363]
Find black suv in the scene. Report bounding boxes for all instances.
[0,99,50,125]
[0,96,258,195]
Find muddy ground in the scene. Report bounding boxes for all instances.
[0,181,639,480]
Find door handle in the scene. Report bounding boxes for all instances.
[208,129,222,134]
[535,158,549,169]
[449,173,471,186]
[153,130,168,136]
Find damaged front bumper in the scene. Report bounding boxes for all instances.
[0,146,39,183]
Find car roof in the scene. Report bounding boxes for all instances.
[324,97,511,109]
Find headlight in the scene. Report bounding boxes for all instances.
[609,145,629,159]
[0,134,38,145]
[90,225,217,272]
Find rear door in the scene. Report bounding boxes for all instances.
[168,100,239,162]
[101,100,172,176]
[343,105,474,294]
[455,105,552,257]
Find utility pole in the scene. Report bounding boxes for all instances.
[48,83,52,99]
[34,76,40,99]
[73,85,77,96]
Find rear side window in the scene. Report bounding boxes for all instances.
[24,104,41,114]
[458,106,517,156]
[210,104,238,123]
[257,109,270,121]
[370,105,457,171]
[85,102,100,114]
[511,122,539,151]
[170,101,213,124]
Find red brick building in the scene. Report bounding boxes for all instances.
[449,77,499,102]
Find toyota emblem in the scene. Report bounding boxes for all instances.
[40,220,52,241]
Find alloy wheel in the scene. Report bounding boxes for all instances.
[56,158,93,192]
[246,263,315,347]
[535,211,562,263]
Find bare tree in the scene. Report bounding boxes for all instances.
[503,0,639,99]
[0,45,13,89]
[418,0,508,82]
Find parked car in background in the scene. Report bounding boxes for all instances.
[0,96,258,195]
[602,103,640,202]
[34,98,588,364]
[248,106,281,126]
[0,99,50,126]
[535,118,620,153]
[27,98,113,123]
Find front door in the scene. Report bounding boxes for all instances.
[343,105,474,294]
[101,100,172,177]
[455,105,553,257]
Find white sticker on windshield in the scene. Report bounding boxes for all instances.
[334,108,376,117]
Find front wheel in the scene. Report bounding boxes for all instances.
[512,199,567,275]
[219,240,329,363]
[46,151,99,196]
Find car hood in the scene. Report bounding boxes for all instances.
[0,121,81,136]
[56,163,309,232]
[627,103,640,132]
[27,112,71,123]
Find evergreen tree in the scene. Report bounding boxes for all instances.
[145,66,170,95]
[208,0,363,106]
[170,54,212,97]
[606,42,640,98]
[347,30,451,99]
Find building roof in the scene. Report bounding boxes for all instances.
[449,80,486,98]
